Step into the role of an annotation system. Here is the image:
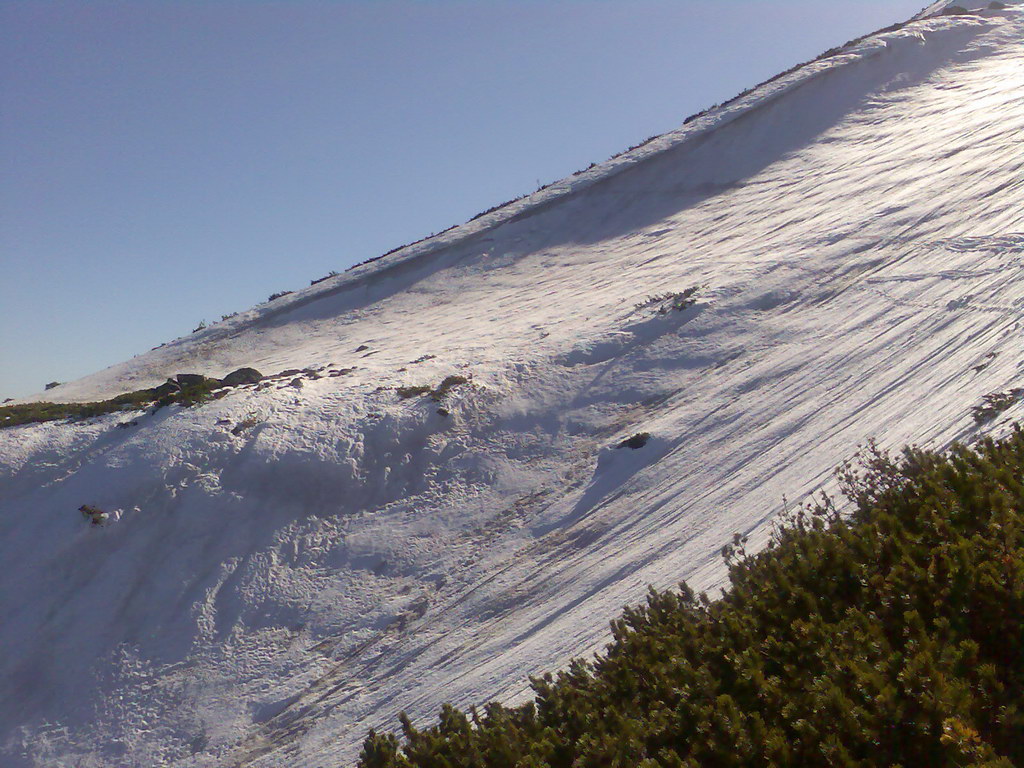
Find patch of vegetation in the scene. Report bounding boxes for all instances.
[348,225,461,273]
[625,134,660,153]
[0,389,158,428]
[159,378,224,408]
[396,385,433,400]
[358,431,1024,767]
[430,375,469,401]
[230,413,261,436]
[192,320,207,333]
[310,270,339,286]
[44,381,61,391]
[1,376,232,429]
[468,197,521,223]
[267,290,293,302]
[635,285,702,314]
[396,375,470,403]
[972,389,1023,423]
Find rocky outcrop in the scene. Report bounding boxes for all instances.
[221,368,263,387]
[175,373,213,388]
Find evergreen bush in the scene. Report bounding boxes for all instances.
[1,377,229,428]
[972,390,1022,423]
[634,287,702,314]
[358,430,1024,767]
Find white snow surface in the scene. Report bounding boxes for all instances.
[3,6,1024,766]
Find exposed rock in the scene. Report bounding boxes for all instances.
[221,367,263,387]
[78,504,108,526]
[175,373,208,387]
[151,380,181,398]
[230,416,260,435]
[617,432,651,450]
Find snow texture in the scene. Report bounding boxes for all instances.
[2,4,1023,766]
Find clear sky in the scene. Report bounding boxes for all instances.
[1,0,929,400]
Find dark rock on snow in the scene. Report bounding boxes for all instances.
[151,380,181,398]
[221,368,263,387]
[175,373,210,388]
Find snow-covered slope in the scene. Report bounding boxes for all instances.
[915,0,1006,18]
[3,5,1023,766]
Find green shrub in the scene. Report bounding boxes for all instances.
[396,385,432,400]
[430,375,469,401]
[972,389,1022,423]
[0,379,226,429]
[634,286,703,314]
[158,378,224,408]
[0,389,159,428]
[396,375,470,403]
[310,270,339,286]
[230,413,260,436]
[358,430,1024,767]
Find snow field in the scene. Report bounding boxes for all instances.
[2,6,1023,766]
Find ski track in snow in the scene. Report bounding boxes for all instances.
[2,5,1024,767]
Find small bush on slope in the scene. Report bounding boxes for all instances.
[358,430,1024,768]
[972,390,1023,424]
[396,376,470,402]
[0,379,227,428]
[634,286,702,314]
[0,389,160,427]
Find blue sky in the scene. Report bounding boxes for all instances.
[1,0,928,399]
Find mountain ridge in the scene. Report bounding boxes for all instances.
[22,5,1010,406]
